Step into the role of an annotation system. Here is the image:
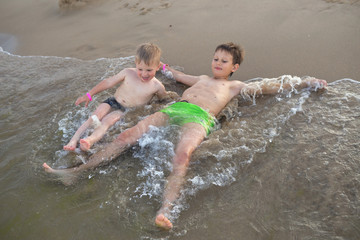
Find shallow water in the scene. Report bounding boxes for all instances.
[0,49,359,240]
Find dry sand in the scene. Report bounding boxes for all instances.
[0,0,359,81]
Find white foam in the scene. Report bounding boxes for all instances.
[161,68,175,80]
[132,126,175,199]
[91,115,101,128]
[328,78,360,86]
[240,75,321,104]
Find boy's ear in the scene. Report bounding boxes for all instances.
[157,62,162,71]
[232,63,240,73]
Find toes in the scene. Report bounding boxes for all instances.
[63,145,75,151]
[155,214,173,230]
[43,163,53,173]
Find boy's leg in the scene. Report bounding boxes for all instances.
[155,122,206,230]
[89,111,170,163]
[63,103,111,151]
[44,112,169,184]
[80,110,124,151]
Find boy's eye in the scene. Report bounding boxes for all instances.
[222,60,228,63]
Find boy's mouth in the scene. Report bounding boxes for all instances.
[214,67,222,70]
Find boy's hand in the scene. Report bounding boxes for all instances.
[166,91,180,100]
[160,61,167,68]
[75,95,90,107]
[155,91,180,103]
[160,62,174,80]
[306,78,328,91]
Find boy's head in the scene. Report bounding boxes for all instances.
[214,42,244,77]
[135,43,162,82]
[135,43,162,66]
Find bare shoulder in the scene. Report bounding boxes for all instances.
[196,75,213,83]
[152,77,165,87]
[112,67,134,79]
[199,74,211,80]
[230,79,247,90]
[122,67,137,75]
[176,74,202,86]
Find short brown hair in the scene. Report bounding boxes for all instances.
[135,43,162,66]
[215,42,245,66]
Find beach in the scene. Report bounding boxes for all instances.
[0,1,360,239]
[1,0,359,81]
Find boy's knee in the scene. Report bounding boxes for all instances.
[102,112,123,126]
[116,130,130,141]
[116,128,137,144]
[91,115,102,128]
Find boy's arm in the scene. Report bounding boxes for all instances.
[161,63,200,86]
[75,69,127,107]
[239,77,327,97]
[155,82,180,102]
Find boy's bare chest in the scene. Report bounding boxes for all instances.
[185,80,234,109]
[121,79,156,94]
[194,80,232,97]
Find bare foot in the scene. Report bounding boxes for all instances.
[319,79,327,87]
[313,78,327,88]
[318,79,328,89]
[155,214,173,230]
[306,78,328,90]
[42,163,78,186]
[80,138,92,151]
[63,140,77,151]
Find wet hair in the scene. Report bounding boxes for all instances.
[215,42,245,76]
[135,43,162,66]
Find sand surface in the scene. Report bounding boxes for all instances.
[0,0,359,81]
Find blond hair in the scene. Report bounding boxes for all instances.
[135,43,162,66]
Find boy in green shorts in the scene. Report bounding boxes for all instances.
[159,100,216,135]
[43,42,327,230]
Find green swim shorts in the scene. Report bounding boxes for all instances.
[159,101,216,135]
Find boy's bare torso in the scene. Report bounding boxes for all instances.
[181,75,245,116]
[113,68,162,108]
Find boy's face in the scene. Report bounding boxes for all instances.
[136,60,161,82]
[211,50,239,79]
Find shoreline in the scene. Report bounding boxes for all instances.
[1,0,359,81]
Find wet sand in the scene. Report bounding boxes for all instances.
[0,0,359,81]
